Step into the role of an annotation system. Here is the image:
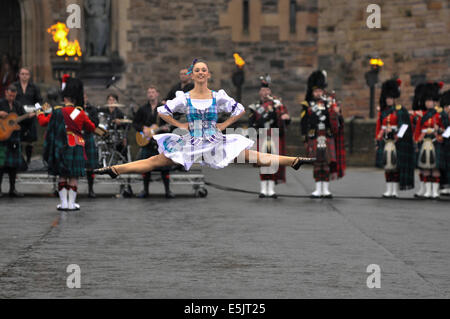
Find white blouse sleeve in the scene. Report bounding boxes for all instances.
[157,91,188,116]
[215,89,244,117]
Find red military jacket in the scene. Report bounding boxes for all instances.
[414,107,445,143]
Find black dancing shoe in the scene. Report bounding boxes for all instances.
[94,166,119,179]
[259,193,266,199]
[291,157,316,170]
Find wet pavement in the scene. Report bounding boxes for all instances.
[0,165,449,298]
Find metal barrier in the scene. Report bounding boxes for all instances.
[7,167,208,198]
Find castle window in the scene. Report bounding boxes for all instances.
[289,0,297,34]
[243,0,250,33]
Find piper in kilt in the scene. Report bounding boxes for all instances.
[413,82,446,199]
[43,77,96,211]
[300,70,346,198]
[132,86,174,199]
[375,79,415,198]
[440,90,450,196]
[248,76,291,199]
[0,85,35,197]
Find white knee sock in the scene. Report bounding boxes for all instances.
[58,188,68,210]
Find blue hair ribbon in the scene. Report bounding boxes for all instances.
[186,58,198,75]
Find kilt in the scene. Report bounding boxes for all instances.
[375,138,415,190]
[417,139,446,170]
[44,109,87,177]
[59,145,87,177]
[0,132,27,171]
[313,163,331,181]
[307,136,337,164]
[84,132,98,170]
[0,144,6,167]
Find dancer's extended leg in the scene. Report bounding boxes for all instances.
[95,154,175,177]
[242,150,312,167]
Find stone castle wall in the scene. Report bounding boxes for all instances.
[41,0,450,118]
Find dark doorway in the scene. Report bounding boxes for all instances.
[0,0,22,83]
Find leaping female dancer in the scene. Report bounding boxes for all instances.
[94,59,314,179]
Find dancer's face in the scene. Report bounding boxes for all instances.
[192,62,210,84]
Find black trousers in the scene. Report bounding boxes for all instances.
[0,167,18,192]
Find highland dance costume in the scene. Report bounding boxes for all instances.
[300,70,346,198]
[94,59,314,183]
[413,82,446,199]
[154,90,254,170]
[248,78,290,198]
[43,78,96,210]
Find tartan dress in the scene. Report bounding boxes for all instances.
[375,106,415,190]
[43,108,87,177]
[154,90,254,171]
